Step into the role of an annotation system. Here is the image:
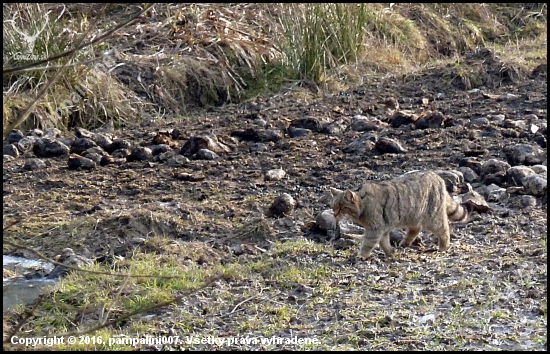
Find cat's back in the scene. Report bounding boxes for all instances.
[359,170,443,197]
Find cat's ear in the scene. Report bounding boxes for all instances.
[329,187,342,197]
[344,190,356,202]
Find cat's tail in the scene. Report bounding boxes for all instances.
[446,195,472,222]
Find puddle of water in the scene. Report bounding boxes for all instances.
[3,255,57,312]
[3,255,54,272]
[3,279,57,312]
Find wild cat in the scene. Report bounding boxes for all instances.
[329,170,471,259]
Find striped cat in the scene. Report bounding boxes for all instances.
[329,170,471,259]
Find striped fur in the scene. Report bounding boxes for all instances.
[330,170,470,259]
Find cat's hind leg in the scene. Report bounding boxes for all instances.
[379,232,394,257]
[399,226,421,248]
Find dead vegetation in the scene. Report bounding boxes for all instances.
[3,3,547,135]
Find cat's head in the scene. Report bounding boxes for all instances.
[329,187,361,221]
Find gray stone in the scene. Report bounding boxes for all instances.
[506,166,536,187]
[375,137,407,154]
[3,144,19,158]
[23,158,47,171]
[481,159,511,177]
[315,209,337,231]
[288,126,312,138]
[267,193,296,217]
[343,134,377,154]
[70,138,98,155]
[531,165,547,175]
[129,147,153,162]
[471,117,491,126]
[33,138,70,157]
[265,169,286,181]
[194,148,219,160]
[503,143,545,166]
[68,154,96,170]
[434,169,464,193]
[457,166,478,182]
[522,175,547,197]
[520,195,537,208]
[249,143,268,153]
[6,130,24,144]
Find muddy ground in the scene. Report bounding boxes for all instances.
[3,50,547,350]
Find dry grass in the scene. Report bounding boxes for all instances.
[3,3,546,135]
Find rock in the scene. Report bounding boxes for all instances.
[30,128,43,137]
[231,128,283,143]
[128,146,154,162]
[457,166,478,182]
[289,117,323,132]
[470,117,491,126]
[173,172,205,182]
[112,148,131,159]
[458,157,482,175]
[267,193,296,217]
[482,171,507,187]
[68,153,96,170]
[522,175,547,197]
[375,137,406,154]
[480,159,511,178]
[253,118,268,127]
[533,133,546,149]
[506,166,536,187]
[152,131,172,145]
[382,96,398,110]
[3,144,20,158]
[520,195,537,208]
[43,128,62,139]
[488,114,506,124]
[531,165,547,175]
[47,248,93,279]
[503,143,546,166]
[288,126,312,138]
[23,158,47,171]
[256,129,284,143]
[249,143,268,153]
[74,127,95,139]
[343,134,377,154]
[100,155,125,166]
[180,134,231,157]
[351,117,383,132]
[315,209,337,231]
[33,138,70,157]
[165,154,190,166]
[484,184,508,202]
[92,133,113,150]
[194,148,218,160]
[390,111,418,128]
[70,138,98,155]
[265,169,286,181]
[6,130,24,144]
[323,119,347,135]
[107,139,133,153]
[389,230,404,247]
[82,152,103,164]
[415,111,447,129]
[434,169,464,193]
[149,144,170,156]
[3,155,15,162]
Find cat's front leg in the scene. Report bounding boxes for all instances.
[358,230,383,259]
